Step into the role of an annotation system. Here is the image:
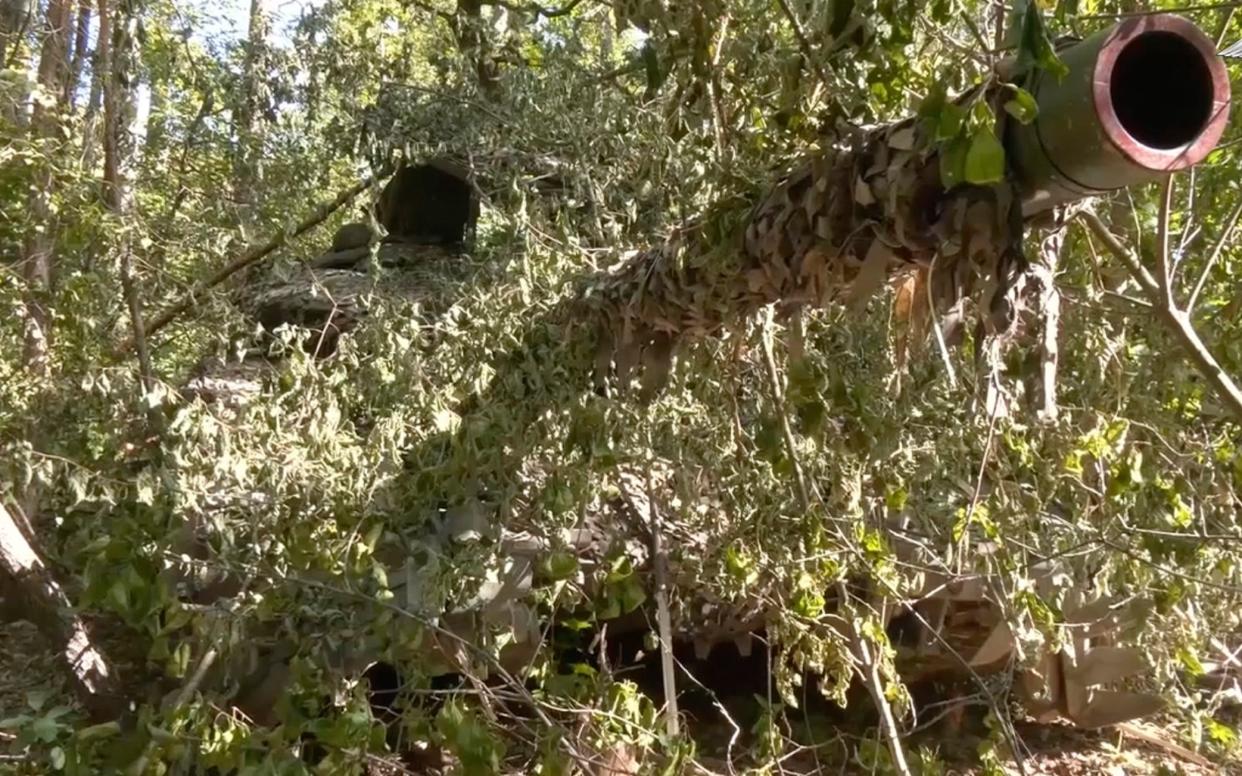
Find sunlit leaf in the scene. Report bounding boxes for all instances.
[964,129,1005,184]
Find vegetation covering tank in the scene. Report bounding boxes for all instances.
[2,1,1241,773]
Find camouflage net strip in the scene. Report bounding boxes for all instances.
[587,110,1031,400]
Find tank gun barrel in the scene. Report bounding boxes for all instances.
[1006,14,1231,216]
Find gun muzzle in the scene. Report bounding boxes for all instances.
[1007,14,1231,216]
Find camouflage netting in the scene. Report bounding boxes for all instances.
[165,105,1170,740]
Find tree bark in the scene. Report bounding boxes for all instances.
[20,0,72,378]
[0,0,35,68]
[81,0,109,172]
[102,0,153,391]
[4,0,124,723]
[65,0,91,106]
[455,0,501,95]
[101,0,133,210]
[0,502,123,719]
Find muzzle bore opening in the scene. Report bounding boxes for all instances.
[1108,31,1215,150]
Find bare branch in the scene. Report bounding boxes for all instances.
[774,0,833,94]
[1156,177,1175,309]
[1080,210,1242,423]
[644,468,679,737]
[1188,197,1242,312]
[927,254,959,389]
[1080,1,1242,18]
[487,0,585,18]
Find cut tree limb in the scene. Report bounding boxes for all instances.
[121,169,389,349]
[0,502,123,719]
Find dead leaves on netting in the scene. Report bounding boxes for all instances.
[587,112,1047,401]
[892,265,931,380]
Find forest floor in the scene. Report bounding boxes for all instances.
[3,619,1239,774]
[696,732,1234,775]
[686,713,1237,776]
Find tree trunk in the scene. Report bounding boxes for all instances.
[102,0,134,200]
[21,0,72,378]
[233,0,267,229]
[4,0,124,723]
[103,0,153,390]
[65,0,91,106]
[0,0,35,68]
[0,503,123,718]
[455,0,500,96]
[81,0,109,172]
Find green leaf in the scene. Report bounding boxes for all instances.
[26,689,50,712]
[618,578,647,614]
[725,545,757,584]
[75,721,121,741]
[1208,718,1237,746]
[792,588,825,618]
[917,82,946,120]
[884,487,908,512]
[541,550,579,581]
[50,746,66,770]
[107,578,130,614]
[939,136,969,189]
[362,522,384,551]
[1003,85,1039,124]
[168,641,190,679]
[1176,645,1204,677]
[31,715,62,743]
[597,594,621,620]
[964,129,1005,184]
[1016,1,1069,80]
[936,103,966,141]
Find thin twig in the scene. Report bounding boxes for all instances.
[1079,1,1242,17]
[707,13,731,158]
[129,647,218,774]
[774,0,833,94]
[960,401,1001,571]
[927,254,959,389]
[119,248,155,394]
[1215,6,1237,45]
[1101,289,1151,309]
[1156,177,1175,309]
[1036,231,1064,422]
[759,309,811,510]
[1176,168,1197,260]
[1080,210,1242,423]
[645,464,680,738]
[846,611,913,776]
[1187,197,1242,312]
[758,308,911,776]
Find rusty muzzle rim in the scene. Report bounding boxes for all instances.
[1094,14,1231,172]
